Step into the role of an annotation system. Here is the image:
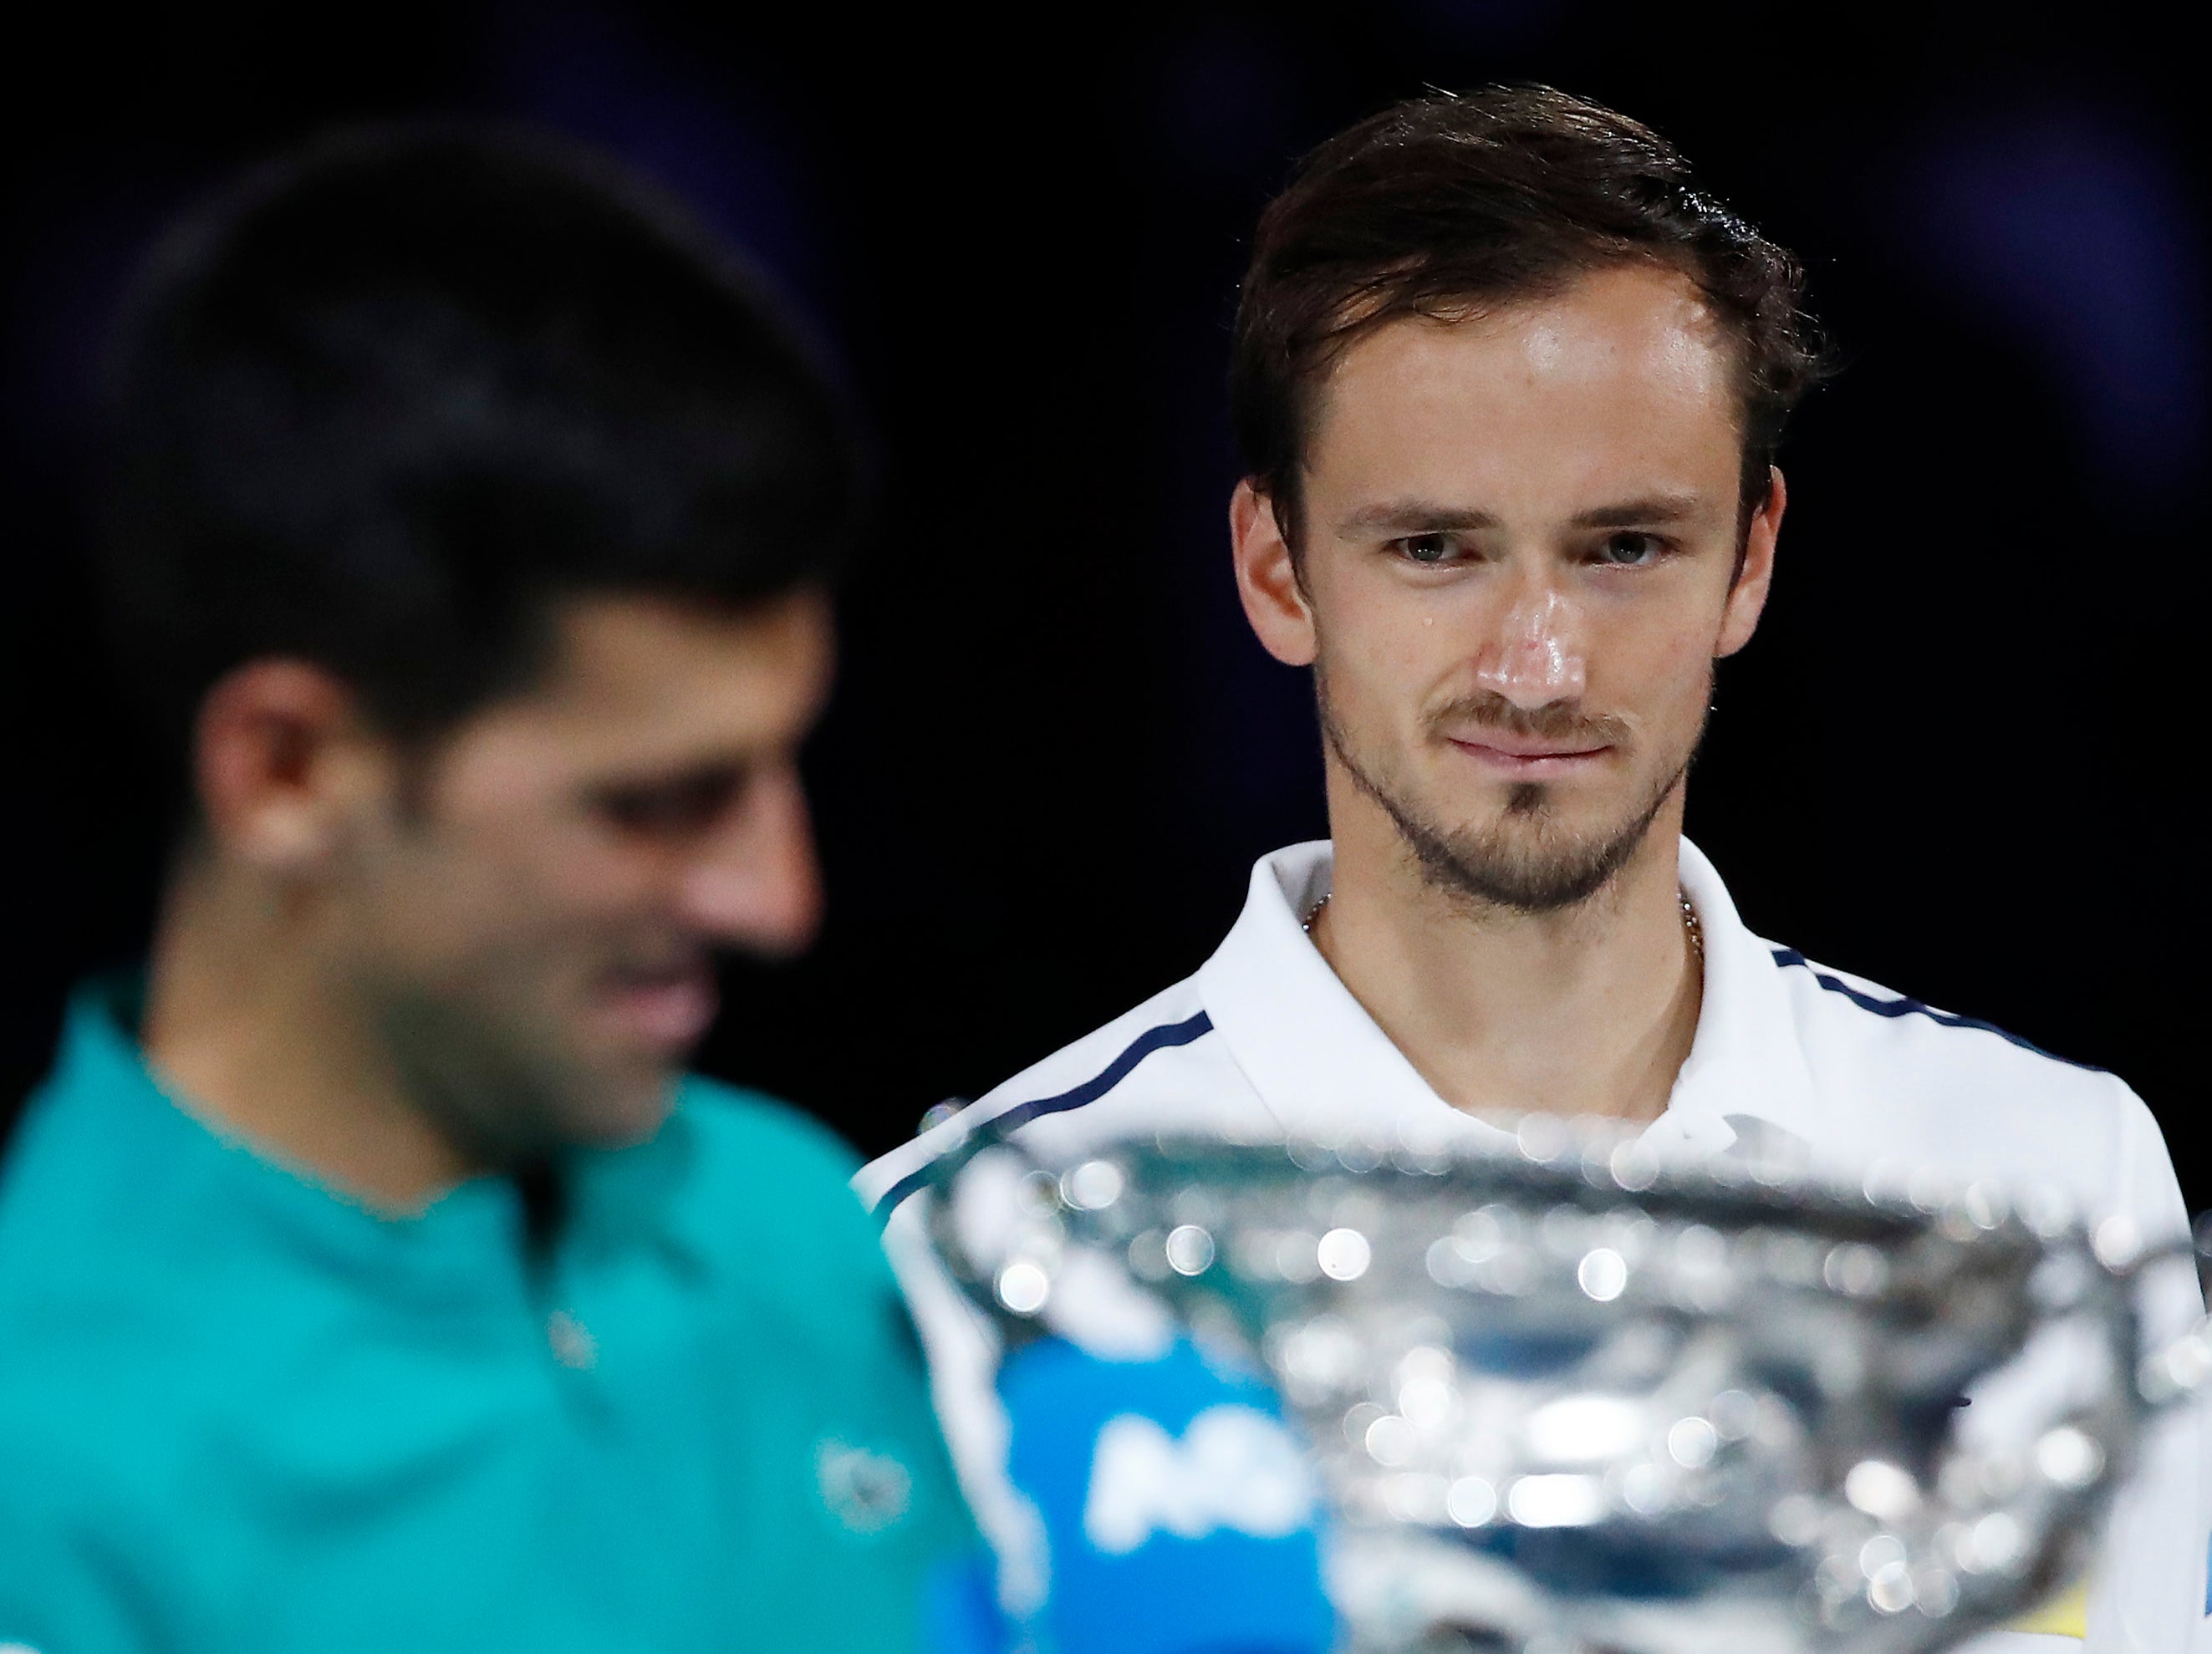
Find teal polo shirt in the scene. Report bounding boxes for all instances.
[0,981,981,1653]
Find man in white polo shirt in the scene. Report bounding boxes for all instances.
[862,86,2202,1653]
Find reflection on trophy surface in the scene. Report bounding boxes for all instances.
[927,1122,2212,1653]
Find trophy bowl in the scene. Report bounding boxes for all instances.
[924,1120,2210,1654]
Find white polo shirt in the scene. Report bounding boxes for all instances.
[860,838,2204,1653]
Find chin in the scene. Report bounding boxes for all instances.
[561,1070,681,1149]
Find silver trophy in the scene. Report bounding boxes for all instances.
[924,1120,2212,1653]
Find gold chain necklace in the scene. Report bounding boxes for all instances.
[1302,888,1705,960]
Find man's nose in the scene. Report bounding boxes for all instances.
[1471,580,1588,707]
[676,766,823,956]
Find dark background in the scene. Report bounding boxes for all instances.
[4,4,2205,1204]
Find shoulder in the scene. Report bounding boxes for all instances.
[856,975,1240,1218]
[0,1075,120,1270]
[0,1251,208,1623]
[1765,944,2176,1224]
[1768,943,2113,1096]
[966,978,1221,1137]
[0,1081,205,1364]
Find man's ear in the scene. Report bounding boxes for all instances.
[1230,479,1318,667]
[1717,466,1786,659]
[191,660,390,871]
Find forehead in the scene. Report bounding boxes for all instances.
[1307,264,1741,511]
[446,590,834,780]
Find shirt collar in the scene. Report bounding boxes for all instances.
[1191,837,1819,1158]
[16,979,525,1288]
[1193,842,1514,1152]
[22,976,710,1281]
[1649,837,1822,1157]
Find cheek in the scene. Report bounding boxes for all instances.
[1588,607,1718,724]
[430,754,651,923]
[1318,583,1468,710]
[372,852,541,975]
[529,826,659,913]
[372,823,645,975]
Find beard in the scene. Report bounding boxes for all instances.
[1318,668,1705,914]
[369,947,680,1170]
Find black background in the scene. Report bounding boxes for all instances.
[4,3,2205,1206]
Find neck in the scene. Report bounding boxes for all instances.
[140,856,475,1214]
[1311,776,1700,1124]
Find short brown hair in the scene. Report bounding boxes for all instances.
[1230,86,1829,544]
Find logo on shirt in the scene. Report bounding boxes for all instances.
[1083,1404,1316,1554]
[815,1439,914,1535]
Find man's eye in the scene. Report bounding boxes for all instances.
[1594,532,1665,567]
[594,766,747,840]
[1396,533,1455,564]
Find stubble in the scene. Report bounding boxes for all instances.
[1317,667,1705,914]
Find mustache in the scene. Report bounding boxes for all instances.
[601,939,714,979]
[1427,690,1631,747]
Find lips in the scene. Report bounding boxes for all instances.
[1445,734,1613,777]
[597,957,719,1051]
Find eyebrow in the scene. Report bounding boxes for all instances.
[1334,493,1709,537]
[1335,502,1499,536]
[1566,494,1706,530]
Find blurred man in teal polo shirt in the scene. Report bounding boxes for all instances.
[0,125,977,1653]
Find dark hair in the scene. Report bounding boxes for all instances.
[95,120,859,761]
[1230,85,1829,545]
